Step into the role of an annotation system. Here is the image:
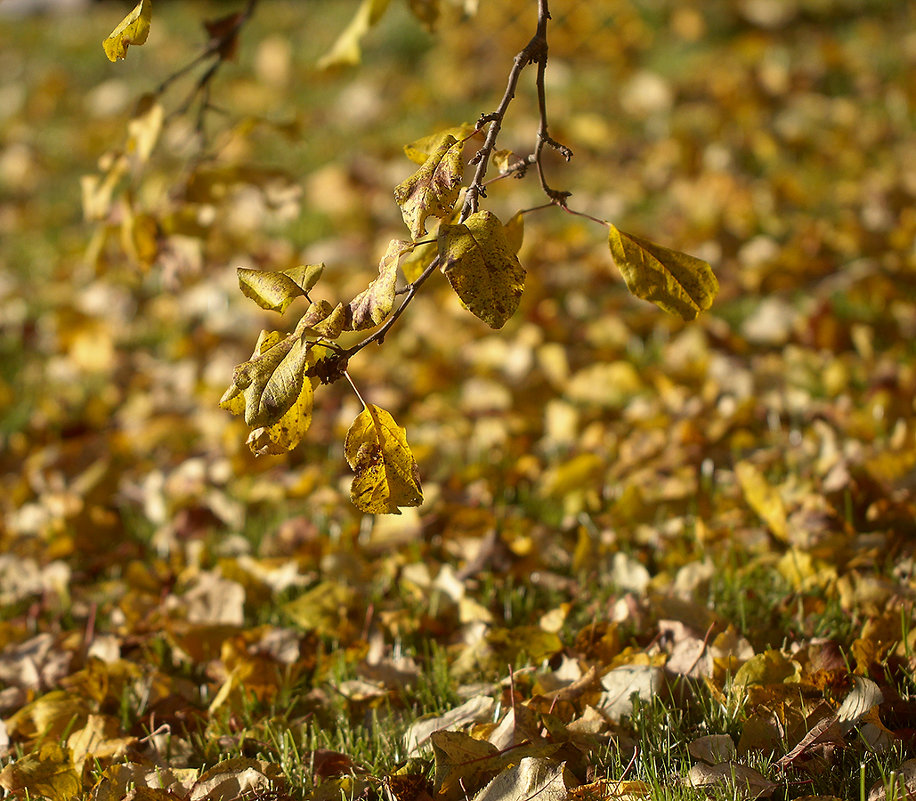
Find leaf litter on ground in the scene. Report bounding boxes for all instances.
[2,1,916,800]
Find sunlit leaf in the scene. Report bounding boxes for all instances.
[686,762,776,799]
[404,696,496,756]
[607,224,718,320]
[344,404,423,514]
[735,461,788,542]
[472,757,572,801]
[317,0,392,69]
[348,239,414,330]
[400,238,438,283]
[0,742,80,801]
[404,124,475,165]
[237,264,323,313]
[395,135,464,240]
[102,0,152,62]
[438,210,526,329]
[189,757,284,801]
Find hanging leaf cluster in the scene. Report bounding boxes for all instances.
[95,0,719,514]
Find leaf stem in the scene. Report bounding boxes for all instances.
[343,369,369,410]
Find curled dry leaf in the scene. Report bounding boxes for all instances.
[395,135,464,240]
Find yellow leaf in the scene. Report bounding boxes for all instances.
[395,135,464,240]
[400,238,437,283]
[237,264,323,314]
[348,239,414,330]
[344,404,423,514]
[0,742,81,801]
[284,581,359,639]
[504,210,525,254]
[102,0,152,62]
[608,224,718,320]
[731,649,797,688]
[735,461,788,542]
[438,210,526,329]
[317,0,391,69]
[404,124,475,165]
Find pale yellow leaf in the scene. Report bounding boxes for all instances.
[317,0,391,69]
[404,124,475,165]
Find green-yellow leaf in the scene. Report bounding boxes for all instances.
[348,239,414,330]
[395,135,463,240]
[317,0,391,69]
[284,581,359,639]
[608,224,718,320]
[220,331,312,428]
[438,210,526,329]
[102,0,152,62]
[237,264,323,314]
[246,347,316,456]
[404,124,475,165]
[344,404,422,514]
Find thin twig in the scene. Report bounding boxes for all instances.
[344,256,441,358]
[531,0,572,204]
[159,0,260,131]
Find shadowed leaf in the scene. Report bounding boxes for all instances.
[348,239,414,330]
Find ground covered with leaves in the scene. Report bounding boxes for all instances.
[2,1,916,799]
